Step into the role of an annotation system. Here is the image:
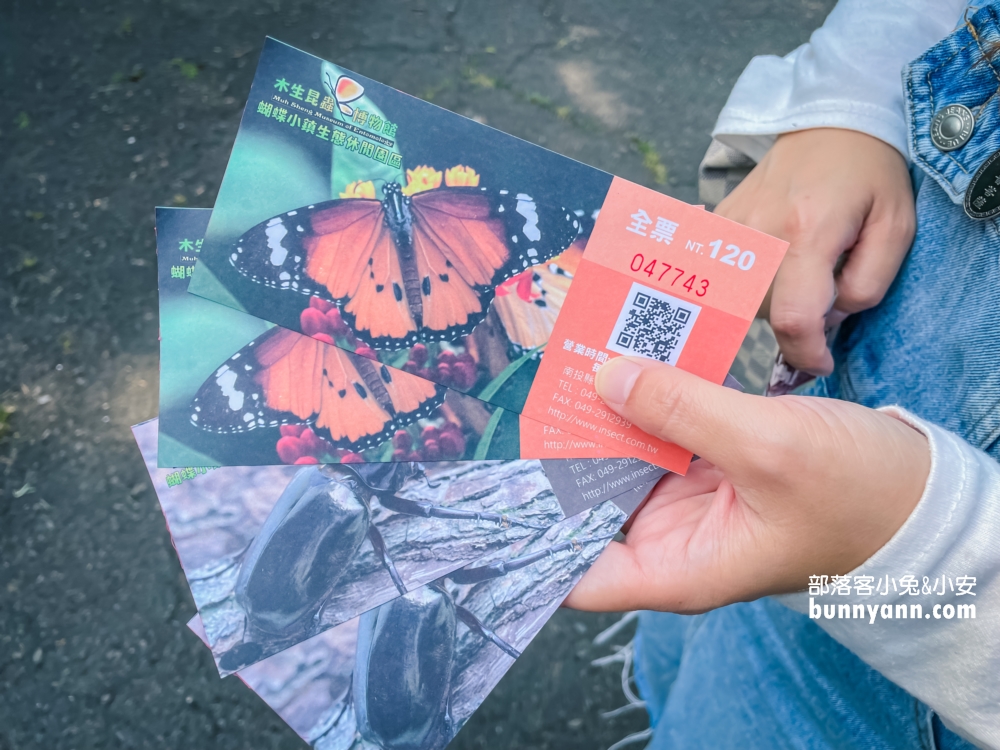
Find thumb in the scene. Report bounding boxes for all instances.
[595,357,763,470]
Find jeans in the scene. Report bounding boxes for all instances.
[634,5,1000,747]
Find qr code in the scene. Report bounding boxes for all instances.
[606,282,701,364]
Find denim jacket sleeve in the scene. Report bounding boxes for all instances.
[711,0,967,162]
[780,409,1000,749]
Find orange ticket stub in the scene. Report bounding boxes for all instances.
[522,177,787,472]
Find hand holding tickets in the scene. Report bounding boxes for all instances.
[565,358,930,612]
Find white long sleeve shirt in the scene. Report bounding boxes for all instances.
[712,0,968,162]
[714,3,1000,746]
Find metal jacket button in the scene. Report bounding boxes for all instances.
[964,148,1000,219]
[930,104,975,152]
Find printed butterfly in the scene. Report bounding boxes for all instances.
[228,182,581,350]
[333,75,364,117]
[493,235,586,355]
[190,327,445,452]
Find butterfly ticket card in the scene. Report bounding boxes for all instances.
[158,207,673,475]
[189,38,787,472]
[134,418,651,675]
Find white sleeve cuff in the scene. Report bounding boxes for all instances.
[711,0,966,163]
[713,53,913,161]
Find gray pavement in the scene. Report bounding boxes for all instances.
[0,1,832,748]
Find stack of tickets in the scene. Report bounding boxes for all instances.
[134,37,785,750]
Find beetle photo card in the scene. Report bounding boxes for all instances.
[134,419,658,674]
[158,207,633,469]
[187,38,787,472]
[185,497,626,750]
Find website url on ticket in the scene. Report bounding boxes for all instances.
[546,405,659,453]
[581,464,661,502]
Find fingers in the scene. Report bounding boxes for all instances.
[772,197,914,369]
[562,542,646,611]
[620,460,723,532]
[834,204,916,315]
[768,248,838,375]
[595,358,764,471]
[644,459,725,504]
[834,141,915,314]
[566,486,731,613]
[719,173,845,374]
[771,197,914,369]
[713,129,915,374]
[565,538,719,613]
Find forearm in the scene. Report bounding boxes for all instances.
[780,410,1000,748]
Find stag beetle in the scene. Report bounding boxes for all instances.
[219,462,551,672]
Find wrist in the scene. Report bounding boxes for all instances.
[846,407,936,576]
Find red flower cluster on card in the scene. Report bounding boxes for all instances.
[298,298,406,365]
[403,344,478,390]
[301,298,479,387]
[392,422,466,462]
[299,297,353,346]
[275,424,363,465]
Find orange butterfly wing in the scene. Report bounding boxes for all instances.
[304,201,417,341]
[493,239,584,351]
[379,362,442,415]
[303,200,382,296]
[253,331,392,444]
[409,190,510,333]
[552,238,585,275]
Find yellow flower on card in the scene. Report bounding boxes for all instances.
[401,165,443,196]
[339,180,377,199]
[444,165,480,187]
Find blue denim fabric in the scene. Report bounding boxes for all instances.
[819,5,1000,458]
[633,6,999,747]
[636,605,937,749]
[906,3,1000,206]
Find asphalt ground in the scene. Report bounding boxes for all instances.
[0,1,834,748]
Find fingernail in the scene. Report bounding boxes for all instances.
[596,357,644,407]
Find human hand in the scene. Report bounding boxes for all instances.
[564,357,929,613]
[714,128,915,375]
